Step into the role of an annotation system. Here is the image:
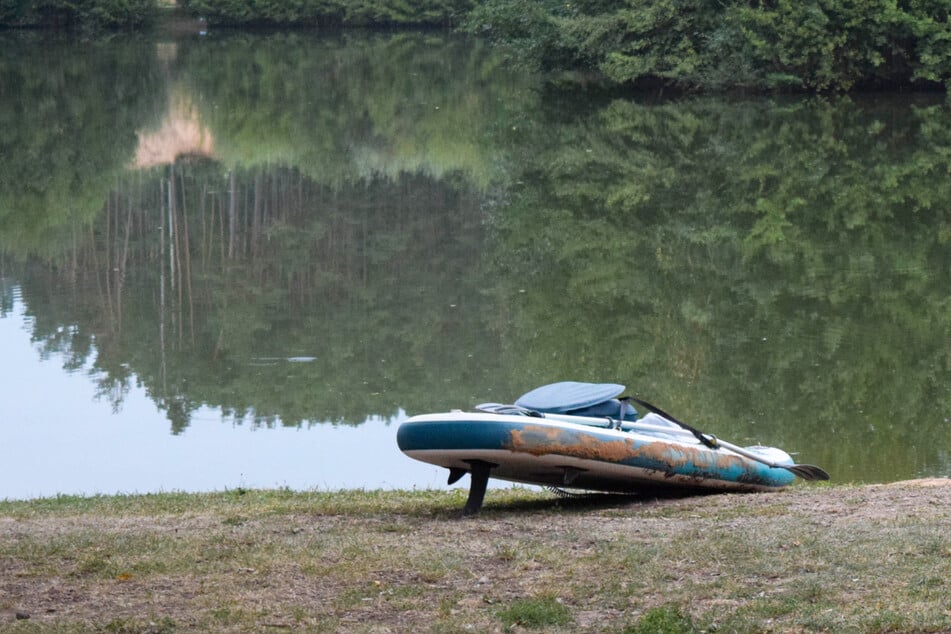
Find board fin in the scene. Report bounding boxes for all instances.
[447,467,467,485]
[462,460,497,516]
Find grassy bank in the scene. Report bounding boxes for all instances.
[2,481,950,632]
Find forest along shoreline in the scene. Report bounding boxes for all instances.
[1,480,949,632]
[2,1,949,94]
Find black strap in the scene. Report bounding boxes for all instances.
[628,396,719,450]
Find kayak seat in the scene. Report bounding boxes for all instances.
[566,398,638,421]
[514,381,639,421]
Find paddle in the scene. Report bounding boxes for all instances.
[628,396,830,482]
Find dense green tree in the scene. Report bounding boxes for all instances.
[179,0,473,26]
[0,0,156,27]
[466,0,951,91]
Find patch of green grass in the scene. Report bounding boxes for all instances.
[624,605,698,634]
[909,574,948,598]
[205,603,270,628]
[437,592,464,616]
[75,554,114,577]
[862,609,913,633]
[496,594,572,629]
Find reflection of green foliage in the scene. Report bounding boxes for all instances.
[0,32,529,257]
[5,32,951,483]
[176,32,527,190]
[1,31,535,431]
[489,94,951,482]
[13,162,507,432]
[0,276,14,318]
[0,33,165,257]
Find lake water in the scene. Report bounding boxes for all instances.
[2,29,950,500]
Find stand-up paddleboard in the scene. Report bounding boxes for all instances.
[397,382,827,514]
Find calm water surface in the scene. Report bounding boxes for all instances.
[1,30,950,499]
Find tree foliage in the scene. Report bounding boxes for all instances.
[465,0,951,91]
[178,0,473,26]
[0,0,156,27]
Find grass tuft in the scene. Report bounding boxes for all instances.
[497,594,572,629]
[625,605,697,634]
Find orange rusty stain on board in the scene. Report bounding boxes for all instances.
[505,425,749,472]
[512,424,566,441]
[507,426,638,462]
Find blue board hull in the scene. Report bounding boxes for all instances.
[398,412,796,494]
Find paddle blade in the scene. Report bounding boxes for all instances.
[786,463,830,481]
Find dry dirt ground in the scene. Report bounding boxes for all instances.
[1,479,950,632]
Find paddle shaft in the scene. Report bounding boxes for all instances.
[627,396,829,481]
[544,413,746,450]
[627,396,716,447]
